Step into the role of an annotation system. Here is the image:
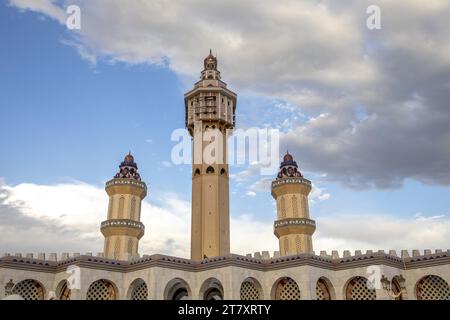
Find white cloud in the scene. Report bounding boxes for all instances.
[8,0,66,24]
[314,213,450,253]
[310,184,331,204]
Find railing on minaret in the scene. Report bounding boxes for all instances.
[101,153,147,261]
[271,151,316,256]
[184,51,237,260]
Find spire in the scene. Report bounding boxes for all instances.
[204,50,218,70]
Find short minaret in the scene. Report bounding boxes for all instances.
[101,153,147,261]
[271,151,316,256]
[185,51,237,259]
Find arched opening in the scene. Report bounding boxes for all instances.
[12,279,45,300]
[86,279,117,300]
[391,276,404,300]
[127,278,148,300]
[416,275,450,300]
[240,277,262,300]
[194,168,201,176]
[272,277,300,300]
[345,276,376,300]
[200,278,224,300]
[316,277,334,300]
[220,168,226,176]
[56,280,71,300]
[164,278,192,300]
[206,166,215,174]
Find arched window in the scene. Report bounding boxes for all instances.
[13,279,45,300]
[295,235,301,252]
[206,166,215,174]
[316,277,334,300]
[280,197,286,218]
[416,275,450,300]
[273,277,300,300]
[114,239,120,260]
[345,276,376,300]
[200,278,223,300]
[240,278,262,300]
[127,238,133,256]
[86,279,117,300]
[194,168,201,176]
[118,196,125,217]
[130,197,136,219]
[107,198,113,219]
[164,278,192,300]
[220,168,226,176]
[58,280,71,300]
[292,195,298,217]
[283,237,289,255]
[128,278,148,300]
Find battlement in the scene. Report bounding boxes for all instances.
[246,249,450,260]
[246,251,280,259]
[1,252,107,262]
[3,249,449,264]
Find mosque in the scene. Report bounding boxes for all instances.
[0,52,449,300]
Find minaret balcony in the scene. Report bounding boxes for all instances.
[101,219,145,239]
[271,177,312,198]
[274,218,316,237]
[106,178,147,189]
[105,178,147,198]
[272,177,312,188]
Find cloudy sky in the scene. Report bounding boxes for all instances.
[1,0,449,258]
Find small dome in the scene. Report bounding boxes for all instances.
[124,152,134,164]
[283,151,293,162]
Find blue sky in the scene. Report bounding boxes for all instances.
[1,1,449,256]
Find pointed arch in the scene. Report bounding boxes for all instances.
[118,196,125,217]
[292,195,298,217]
[130,197,137,220]
[280,196,286,218]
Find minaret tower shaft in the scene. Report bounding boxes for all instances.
[101,153,147,261]
[272,152,316,255]
[184,51,237,259]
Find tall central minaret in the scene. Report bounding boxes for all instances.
[184,51,237,259]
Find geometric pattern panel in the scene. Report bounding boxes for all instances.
[12,279,44,300]
[130,280,148,300]
[316,278,331,300]
[275,277,301,300]
[240,281,260,300]
[346,276,376,300]
[416,275,450,300]
[86,279,117,300]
